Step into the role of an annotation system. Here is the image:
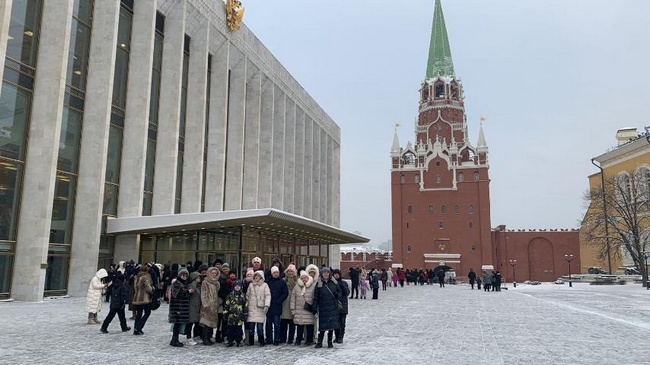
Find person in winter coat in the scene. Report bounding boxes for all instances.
[290,270,316,346]
[224,280,247,346]
[397,268,406,287]
[86,268,109,324]
[306,264,320,282]
[392,272,399,287]
[215,262,232,343]
[265,266,289,345]
[132,265,153,335]
[280,264,298,344]
[185,271,202,345]
[359,276,369,299]
[494,271,502,292]
[332,269,349,344]
[380,268,388,290]
[348,266,360,299]
[99,272,130,333]
[312,268,341,348]
[199,267,220,346]
[437,270,446,288]
[104,265,116,302]
[467,269,477,289]
[482,271,492,292]
[370,271,380,299]
[246,270,271,346]
[169,268,192,347]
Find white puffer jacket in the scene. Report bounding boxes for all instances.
[86,269,108,313]
[290,275,316,325]
[246,279,271,323]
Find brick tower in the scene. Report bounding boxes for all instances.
[390,0,492,274]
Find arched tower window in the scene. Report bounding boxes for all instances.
[469,204,474,214]
[636,166,650,196]
[428,204,434,214]
[450,82,459,98]
[400,175,405,184]
[422,86,429,101]
[414,174,420,184]
[441,205,447,214]
[458,172,464,182]
[435,175,441,184]
[435,82,444,98]
[473,171,479,181]
[617,173,632,202]
[407,205,412,214]
[453,204,460,214]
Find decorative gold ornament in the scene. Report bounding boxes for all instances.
[225,0,245,31]
[438,243,447,252]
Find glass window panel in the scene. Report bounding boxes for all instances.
[5,0,43,67]
[309,245,319,256]
[103,183,118,216]
[57,107,82,172]
[112,48,129,109]
[45,255,69,291]
[66,19,92,91]
[99,235,115,256]
[73,0,93,25]
[50,174,76,244]
[0,160,22,241]
[141,236,155,251]
[117,8,132,51]
[0,83,32,160]
[144,139,155,191]
[0,255,14,293]
[148,70,161,125]
[142,191,153,216]
[105,124,122,183]
[321,244,328,257]
[140,251,155,264]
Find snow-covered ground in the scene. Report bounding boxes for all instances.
[2,282,650,364]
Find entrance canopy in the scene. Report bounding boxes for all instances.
[106,208,369,244]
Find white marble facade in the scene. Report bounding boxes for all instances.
[5,0,342,301]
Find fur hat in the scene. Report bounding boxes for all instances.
[285,264,297,274]
[306,264,319,275]
[198,264,209,273]
[299,270,310,278]
[254,270,265,280]
[252,257,262,264]
[271,266,280,274]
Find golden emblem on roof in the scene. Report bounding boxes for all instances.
[225,0,245,31]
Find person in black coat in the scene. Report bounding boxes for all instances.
[467,269,477,289]
[265,266,289,345]
[369,270,379,299]
[380,268,388,291]
[348,266,359,299]
[332,269,349,344]
[100,273,131,333]
[169,269,192,347]
[437,270,446,288]
[312,268,341,348]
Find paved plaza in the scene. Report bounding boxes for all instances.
[1,282,650,364]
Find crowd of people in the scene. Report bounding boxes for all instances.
[85,257,350,349]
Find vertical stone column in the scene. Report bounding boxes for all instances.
[118,0,157,218]
[0,0,12,78]
[11,0,73,302]
[204,33,228,212]
[311,125,321,219]
[68,0,120,298]
[303,117,313,219]
[332,140,341,227]
[293,107,305,216]
[326,135,334,225]
[152,0,185,215]
[242,62,261,210]
[270,86,285,210]
[320,128,328,223]
[181,21,209,213]
[223,46,246,211]
[256,75,274,208]
[282,99,296,213]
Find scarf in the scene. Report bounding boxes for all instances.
[202,268,219,305]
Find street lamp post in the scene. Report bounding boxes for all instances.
[643,252,650,290]
[509,260,517,288]
[565,254,574,288]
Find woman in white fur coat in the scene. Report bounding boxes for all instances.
[86,268,109,324]
[290,271,316,345]
[246,270,271,346]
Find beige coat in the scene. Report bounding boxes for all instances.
[132,272,153,306]
[290,276,316,325]
[85,269,107,313]
[281,275,298,320]
[200,268,220,328]
[246,279,271,323]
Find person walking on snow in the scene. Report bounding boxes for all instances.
[86,268,109,325]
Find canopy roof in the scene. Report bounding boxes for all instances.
[106,208,369,244]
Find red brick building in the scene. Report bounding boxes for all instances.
[389,1,579,282]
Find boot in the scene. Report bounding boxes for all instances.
[170,335,184,347]
[315,332,324,348]
[327,331,334,348]
[295,326,303,346]
[87,319,96,325]
[100,327,108,334]
[202,327,213,346]
[258,334,265,347]
[215,330,224,343]
[93,313,102,324]
[248,331,254,346]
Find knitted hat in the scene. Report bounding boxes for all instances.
[285,264,297,274]
[246,268,255,277]
[189,271,200,281]
[271,266,280,274]
[222,263,230,269]
[233,280,243,290]
[198,264,209,273]
[320,267,331,275]
[178,268,189,277]
[254,270,265,280]
[332,269,341,277]
[252,257,262,264]
[299,270,310,278]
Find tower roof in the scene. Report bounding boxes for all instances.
[477,121,488,149]
[391,126,401,155]
[426,0,455,78]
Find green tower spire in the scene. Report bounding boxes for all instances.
[426,0,455,78]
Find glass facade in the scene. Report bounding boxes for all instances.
[1,0,44,298]
[175,35,190,213]
[201,53,212,212]
[140,227,331,277]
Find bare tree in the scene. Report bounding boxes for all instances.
[582,170,650,286]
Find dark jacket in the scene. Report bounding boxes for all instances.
[369,272,379,289]
[109,276,129,310]
[348,268,360,283]
[468,270,477,283]
[266,275,289,316]
[313,277,341,331]
[337,279,350,315]
[169,277,191,324]
[380,270,388,281]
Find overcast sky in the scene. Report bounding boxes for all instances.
[243,0,650,245]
